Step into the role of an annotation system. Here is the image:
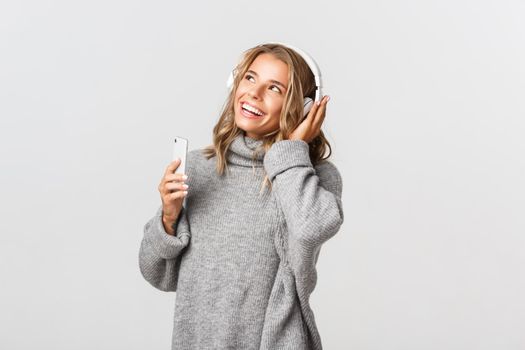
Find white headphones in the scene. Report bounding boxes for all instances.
[226,42,323,117]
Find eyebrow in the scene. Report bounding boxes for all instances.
[246,70,288,91]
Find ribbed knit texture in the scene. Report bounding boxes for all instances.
[139,133,344,350]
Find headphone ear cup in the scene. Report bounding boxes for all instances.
[303,97,314,117]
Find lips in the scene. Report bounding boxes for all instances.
[240,107,263,119]
[240,101,265,116]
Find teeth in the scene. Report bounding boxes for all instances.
[242,103,264,116]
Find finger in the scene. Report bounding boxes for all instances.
[310,105,328,140]
[165,182,189,193]
[313,96,329,125]
[169,190,188,200]
[312,113,326,138]
[158,173,187,194]
[306,99,321,120]
[164,159,182,176]
[165,173,188,183]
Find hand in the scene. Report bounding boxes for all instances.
[158,158,188,234]
[288,95,330,143]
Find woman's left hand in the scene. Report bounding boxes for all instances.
[288,95,330,143]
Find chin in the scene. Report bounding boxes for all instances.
[234,113,255,128]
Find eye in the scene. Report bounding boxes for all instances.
[244,74,282,94]
[270,85,282,93]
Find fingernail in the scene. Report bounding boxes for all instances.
[326,95,330,102]
[316,100,321,106]
[182,175,188,180]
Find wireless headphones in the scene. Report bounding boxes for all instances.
[226,42,323,117]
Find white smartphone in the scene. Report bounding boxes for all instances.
[172,136,188,175]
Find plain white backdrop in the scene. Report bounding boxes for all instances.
[1,0,524,349]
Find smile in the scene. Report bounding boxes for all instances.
[240,102,265,118]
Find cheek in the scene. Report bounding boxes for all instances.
[270,99,285,115]
[235,81,249,96]
[233,89,242,101]
[268,105,283,124]
[233,89,244,109]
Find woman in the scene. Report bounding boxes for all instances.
[139,42,344,350]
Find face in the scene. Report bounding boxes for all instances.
[233,53,289,139]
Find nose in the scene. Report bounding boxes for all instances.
[247,84,264,100]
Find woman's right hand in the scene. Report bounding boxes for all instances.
[158,158,188,234]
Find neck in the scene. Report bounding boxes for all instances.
[227,132,265,168]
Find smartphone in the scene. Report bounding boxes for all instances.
[173,136,188,175]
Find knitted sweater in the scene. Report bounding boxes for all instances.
[139,133,344,350]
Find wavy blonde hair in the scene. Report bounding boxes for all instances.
[202,43,333,195]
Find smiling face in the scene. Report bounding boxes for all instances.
[233,53,289,139]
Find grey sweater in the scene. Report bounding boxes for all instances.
[139,133,344,350]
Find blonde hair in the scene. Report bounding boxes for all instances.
[202,43,333,195]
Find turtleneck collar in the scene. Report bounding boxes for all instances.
[227,133,266,168]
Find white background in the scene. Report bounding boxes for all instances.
[1,0,524,349]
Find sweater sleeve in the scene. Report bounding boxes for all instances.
[138,204,191,292]
[263,139,344,298]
